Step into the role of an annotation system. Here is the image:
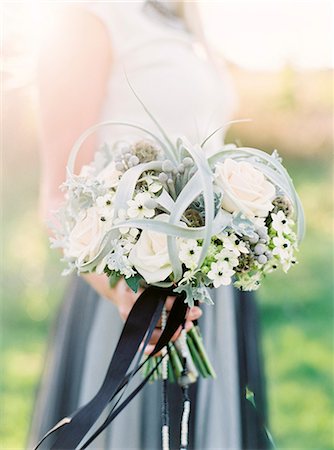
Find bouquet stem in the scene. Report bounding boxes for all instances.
[143,325,216,383]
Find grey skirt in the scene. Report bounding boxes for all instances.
[28,277,269,450]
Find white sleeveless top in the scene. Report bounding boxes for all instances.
[82,1,236,148]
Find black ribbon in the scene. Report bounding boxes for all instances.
[34,285,187,450]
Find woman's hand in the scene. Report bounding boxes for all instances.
[83,273,202,354]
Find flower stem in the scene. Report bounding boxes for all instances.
[188,326,217,378]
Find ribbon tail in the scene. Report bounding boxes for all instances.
[34,286,186,450]
[32,417,72,450]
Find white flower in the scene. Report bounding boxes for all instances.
[271,211,292,235]
[127,192,155,219]
[79,164,95,178]
[179,239,201,269]
[272,235,292,259]
[97,161,122,188]
[223,234,249,256]
[180,269,198,284]
[263,258,280,274]
[215,158,276,217]
[272,234,298,272]
[121,228,140,254]
[280,255,295,273]
[234,272,262,291]
[65,207,108,265]
[207,261,235,288]
[216,248,239,268]
[96,193,115,221]
[141,174,163,194]
[128,214,173,283]
[96,240,135,278]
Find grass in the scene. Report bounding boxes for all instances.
[258,158,334,450]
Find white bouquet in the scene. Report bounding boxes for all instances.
[40,105,304,450]
[50,114,304,384]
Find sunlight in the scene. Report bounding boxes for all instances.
[200,0,333,70]
[3,0,333,85]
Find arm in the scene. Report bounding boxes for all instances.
[38,7,111,219]
[37,7,201,349]
[37,7,133,311]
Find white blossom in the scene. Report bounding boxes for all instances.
[234,272,262,291]
[223,234,249,256]
[280,252,298,273]
[180,269,198,284]
[121,228,140,254]
[179,239,201,269]
[215,158,276,217]
[262,258,280,274]
[128,214,173,283]
[207,261,235,288]
[96,193,115,221]
[141,174,163,194]
[271,211,292,235]
[127,192,155,219]
[96,240,135,278]
[215,248,239,268]
[272,235,292,259]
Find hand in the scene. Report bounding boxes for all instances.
[83,273,202,355]
[142,295,202,355]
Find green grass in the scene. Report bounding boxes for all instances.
[259,158,334,449]
[1,156,333,449]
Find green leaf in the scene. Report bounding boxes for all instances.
[173,284,195,307]
[245,386,256,408]
[109,271,121,288]
[125,274,142,293]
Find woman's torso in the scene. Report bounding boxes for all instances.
[84,1,236,146]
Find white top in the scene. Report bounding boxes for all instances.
[81,1,236,149]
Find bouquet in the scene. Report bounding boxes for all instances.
[43,112,304,449]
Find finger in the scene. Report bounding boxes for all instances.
[144,344,158,355]
[165,295,177,311]
[144,321,194,355]
[148,328,162,345]
[144,325,182,355]
[186,306,202,321]
[185,320,194,332]
[138,327,161,352]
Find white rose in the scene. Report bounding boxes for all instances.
[66,207,108,265]
[128,214,173,283]
[215,158,276,217]
[97,161,122,188]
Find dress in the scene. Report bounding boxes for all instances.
[28,2,268,449]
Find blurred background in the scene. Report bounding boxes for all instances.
[1,1,333,449]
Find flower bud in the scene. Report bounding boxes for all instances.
[257,228,268,240]
[249,234,259,244]
[158,173,168,183]
[162,160,174,172]
[257,254,268,264]
[129,155,140,166]
[115,162,124,171]
[183,157,194,167]
[254,244,266,255]
[265,250,272,259]
[178,163,185,174]
[121,146,130,155]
